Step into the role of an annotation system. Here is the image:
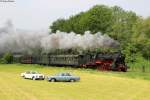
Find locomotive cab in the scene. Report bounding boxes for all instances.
[94,52,127,72]
[113,53,127,72]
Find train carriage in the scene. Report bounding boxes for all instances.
[20,55,40,64]
[18,51,127,72]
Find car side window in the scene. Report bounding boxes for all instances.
[63,73,67,76]
[26,71,30,74]
[32,72,37,74]
[64,73,71,76]
[61,73,65,76]
[66,73,70,76]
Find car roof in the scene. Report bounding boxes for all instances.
[59,72,71,74]
[26,71,38,73]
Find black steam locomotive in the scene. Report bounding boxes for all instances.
[16,51,127,72]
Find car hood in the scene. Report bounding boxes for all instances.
[21,72,25,75]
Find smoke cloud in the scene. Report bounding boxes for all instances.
[0,20,119,54]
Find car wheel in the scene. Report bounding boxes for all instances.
[23,76,26,79]
[70,79,75,82]
[32,77,36,80]
[50,78,56,82]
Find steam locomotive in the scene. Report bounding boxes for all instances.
[17,51,127,72]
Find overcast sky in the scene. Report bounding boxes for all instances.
[0,0,149,30]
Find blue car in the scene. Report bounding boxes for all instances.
[47,72,80,82]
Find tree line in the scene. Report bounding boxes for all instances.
[50,5,150,63]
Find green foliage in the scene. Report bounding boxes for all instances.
[50,5,113,34]
[122,43,138,63]
[128,56,150,68]
[0,59,4,64]
[82,5,113,33]
[50,4,150,62]
[50,19,66,33]
[131,17,150,60]
[108,6,138,42]
[0,52,13,64]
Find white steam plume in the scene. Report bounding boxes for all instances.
[0,20,119,54]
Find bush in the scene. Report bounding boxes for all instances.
[1,52,13,64]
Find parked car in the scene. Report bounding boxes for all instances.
[21,71,45,80]
[47,72,80,82]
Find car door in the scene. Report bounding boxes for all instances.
[56,73,66,81]
[29,73,33,79]
[65,73,71,81]
[29,72,36,79]
[25,72,31,78]
[59,73,66,81]
[54,74,62,81]
[62,73,71,81]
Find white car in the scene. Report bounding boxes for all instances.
[21,71,45,80]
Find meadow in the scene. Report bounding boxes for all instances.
[0,64,150,100]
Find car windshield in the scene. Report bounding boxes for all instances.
[65,73,71,76]
[31,71,39,74]
[26,71,30,74]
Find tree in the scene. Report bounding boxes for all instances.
[49,4,149,62]
[50,5,113,34]
[132,17,150,59]
[1,52,13,64]
[108,6,138,42]
[50,19,66,33]
[82,5,113,34]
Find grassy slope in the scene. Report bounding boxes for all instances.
[0,64,150,100]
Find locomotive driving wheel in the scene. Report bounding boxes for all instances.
[96,63,111,71]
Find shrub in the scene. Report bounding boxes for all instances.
[1,52,13,64]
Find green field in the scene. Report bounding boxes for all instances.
[0,64,150,100]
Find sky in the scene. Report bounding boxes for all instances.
[0,0,149,30]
